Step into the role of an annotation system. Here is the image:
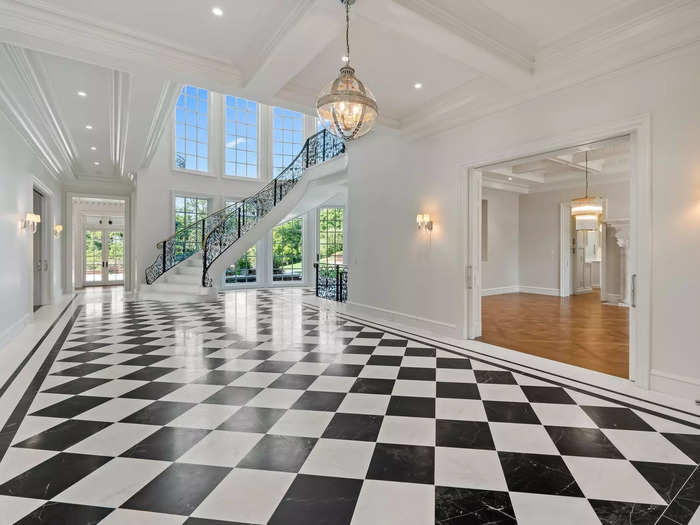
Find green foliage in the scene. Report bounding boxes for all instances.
[273,218,302,272]
[319,208,344,263]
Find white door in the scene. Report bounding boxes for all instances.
[84,230,124,285]
[33,190,43,307]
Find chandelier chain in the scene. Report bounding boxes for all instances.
[345,0,350,64]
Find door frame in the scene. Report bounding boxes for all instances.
[32,178,55,306]
[83,228,125,286]
[460,114,651,387]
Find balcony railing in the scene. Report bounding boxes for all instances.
[315,262,348,302]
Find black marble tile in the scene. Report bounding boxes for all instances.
[120,427,210,461]
[62,342,110,352]
[498,451,583,497]
[13,419,111,451]
[436,420,495,450]
[367,355,403,366]
[521,385,575,404]
[237,435,317,472]
[662,433,700,463]
[660,466,700,523]
[291,391,346,412]
[589,499,666,525]
[202,386,262,406]
[120,336,161,345]
[435,486,516,524]
[121,400,196,425]
[218,406,286,433]
[322,413,383,441]
[184,519,251,525]
[302,352,337,363]
[192,370,244,385]
[322,364,364,377]
[0,452,112,499]
[50,363,111,377]
[405,347,436,357]
[580,406,654,431]
[120,381,185,400]
[122,463,231,516]
[120,366,178,381]
[632,461,695,504]
[14,501,113,525]
[366,443,434,484]
[437,382,480,399]
[252,360,296,373]
[350,378,395,395]
[355,331,384,339]
[30,395,110,419]
[58,351,111,363]
[42,377,110,395]
[387,396,435,418]
[546,426,624,459]
[436,357,472,369]
[269,374,317,390]
[268,474,363,525]
[483,401,541,424]
[342,345,375,355]
[238,350,280,360]
[474,370,517,385]
[378,339,408,347]
[118,344,165,355]
[397,367,436,381]
[120,354,170,366]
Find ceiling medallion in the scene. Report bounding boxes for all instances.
[316,0,378,141]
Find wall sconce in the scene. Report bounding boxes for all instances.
[54,224,63,239]
[23,213,41,234]
[416,213,433,232]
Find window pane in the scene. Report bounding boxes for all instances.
[319,207,344,265]
[224,95,258,178]
[273,217,303,281]
[225,246,257,284]
[272,107,304,177]
[174,85,209,172]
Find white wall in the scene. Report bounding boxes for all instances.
[0,111,63,346]
[518,181,629,292]
[347,44,700,397]
[482,187,519,292]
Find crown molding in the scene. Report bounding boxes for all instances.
[0,0,241,84]
[110,70,131,178]
[140,80,182,170]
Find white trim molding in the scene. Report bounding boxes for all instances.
[109,70,132,179]
[140,81,182,170]
[650,369,700,400]
[345,300,459,339]
[518,286,560,297]
[482,285,519,296]
[0,313,31,351]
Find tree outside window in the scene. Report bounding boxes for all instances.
[273,218,303,281]
[319,207,344,265]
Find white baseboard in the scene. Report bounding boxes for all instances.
[650,369,700,400]
[518,286,560,296]
[0,312,31,351]
[482,286,520,296]
[604,293,622,303]
[344,301,458,338]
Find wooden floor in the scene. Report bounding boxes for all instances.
[479,290,629,378]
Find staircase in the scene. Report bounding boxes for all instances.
[143,130,346,298]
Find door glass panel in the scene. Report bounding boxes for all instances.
[108,231,124,282]
[85,230,103,283]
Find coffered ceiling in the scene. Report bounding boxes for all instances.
[0,0,698,181]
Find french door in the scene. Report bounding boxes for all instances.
[84,230,124,285]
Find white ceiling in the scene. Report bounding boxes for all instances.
[481,135,631,193]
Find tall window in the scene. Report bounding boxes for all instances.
[273,107,304,176]
[174,196,209,257]
[273,217,303,281]
[319,207,344,265]
[225,96,258,178]
[175,86,209,172]
[224,199,257,283]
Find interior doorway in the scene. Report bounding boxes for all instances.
[84,229,125,285]
[463,125,650,383]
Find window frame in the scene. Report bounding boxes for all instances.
[222,95,261,181]
[272,216,304,282]
[318,206,345,266]
[172,86,214,177]
[272,107,305,177]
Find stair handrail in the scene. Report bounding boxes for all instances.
[201,129,345,287]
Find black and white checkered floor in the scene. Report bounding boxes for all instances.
[1,288,699,524]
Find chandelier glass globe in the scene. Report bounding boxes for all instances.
[316,0,378,141]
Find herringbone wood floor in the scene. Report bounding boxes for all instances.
[479,290,629,378]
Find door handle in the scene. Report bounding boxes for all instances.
[631,274,637,308]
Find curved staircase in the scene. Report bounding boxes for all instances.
[143,130,346,299]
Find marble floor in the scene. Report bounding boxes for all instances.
[0,288,699,524]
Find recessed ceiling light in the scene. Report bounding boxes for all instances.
[342,56,349,63]
[211,6,223,16]
[93,161,100,166]
[85,125,93,130]
[90,146,97,151]
[77,91,87,97]
[413,83,423,89]
[508,177,513,181]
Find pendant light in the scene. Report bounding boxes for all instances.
[316,0,378,141]
[571,151,603,231]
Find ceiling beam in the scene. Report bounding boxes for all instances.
[545,156,601,174]
[486,167,544,184]
[244,0,343,100]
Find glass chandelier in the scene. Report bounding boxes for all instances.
[571,151,603,231]
[316,0,378,141]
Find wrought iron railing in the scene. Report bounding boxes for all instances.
[144,129,344,286]
[315,262,348,302]
[201,129,345,287]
